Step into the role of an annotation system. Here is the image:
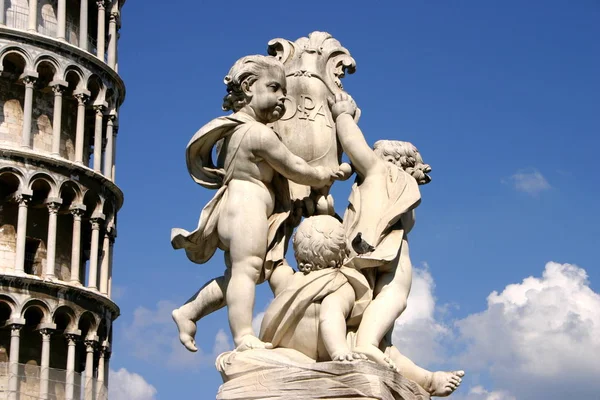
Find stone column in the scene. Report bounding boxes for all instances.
[79,0,88,51]
[111,123,118,181]
[103,114,115,177]
[88,215,104,290]
[14,193,32,274]
[107,11,118,69]
[83,339,96,400]
[65,333,79,400]
[21,74,37,148]
[39,328,53,400]
[74,92,89,164]
[108,232,114,297]
[99,227,111,295]
[50,82,67,155]
[104,349,111,388]
[0,0,5,25]
[93,105,104,172]
[115,30,120,72]
[28,0,37,32]
[96,345,106,399]
[8,323,24,400]
[57,0,66,40]
[96,1,106,61]
[45,198,62,279]
[69,205,86,284]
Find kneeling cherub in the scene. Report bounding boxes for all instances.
[261,215,463,397]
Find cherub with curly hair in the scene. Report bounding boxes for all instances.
[330,93,464,396]
[171,55,341,352]
[260,215,372,362]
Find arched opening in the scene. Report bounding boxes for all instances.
[51,306,76,371]
[20,305,45,365]
[25,177,52,276]
[86,75,103,169]
[76,312,96,375]
[1,51,27,146]
[81,190,100,286]
[38,0,58,37]
[19,304,46,396]
[33,59,58,153]
[0,300,14,364]
[1,51,27,80]
[5,0,28,31]
[0,171,21,270]
[56,181,80,280]
[62,68,84,160]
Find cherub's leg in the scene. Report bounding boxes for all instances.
[386,345,464,397]
[222,211,272,350]
[354,236,412,367]
[172,271,229,352]
[320,282,364,361]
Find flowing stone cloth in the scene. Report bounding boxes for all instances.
[216,348,430,400]
[343,165,421,270]
[259,266,372,360]
[170,112,291,281]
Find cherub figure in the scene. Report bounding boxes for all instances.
[330,93,464,396]
[259,215,372,362]
[171,55,340,351]
[259,214,462,396]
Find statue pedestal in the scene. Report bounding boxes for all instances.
[216,348,430,400]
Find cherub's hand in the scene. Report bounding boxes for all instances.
[328,92,357,121]
[314,166,342,187]
[337,163,353,181]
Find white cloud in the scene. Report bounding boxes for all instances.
[391,261,600,399]
[108,368,157,400]
[392,265,451,365]
[122,300,233,370]
[506,169,550,195]
[456,262,600,399]
[462,385,516,400]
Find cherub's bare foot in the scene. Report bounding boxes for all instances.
[332,351,368,362]
[425,370,464,397]
[354,345,398,371]
[172,308,198,352]
[235,334,273,352]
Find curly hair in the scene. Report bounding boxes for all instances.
[373,140,432,185]
[293,216,349,274]
[221,55,285,112]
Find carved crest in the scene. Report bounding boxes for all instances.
[267,32,356,207]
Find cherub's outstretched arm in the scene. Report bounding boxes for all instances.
[252,125,339,187]
[330,94,385,178]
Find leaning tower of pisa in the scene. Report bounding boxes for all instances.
[0,0,125,399]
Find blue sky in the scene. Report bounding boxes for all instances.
[107,2,599,399]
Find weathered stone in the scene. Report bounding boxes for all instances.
[216,349,430,400]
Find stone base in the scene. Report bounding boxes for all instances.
[216,348,430,400]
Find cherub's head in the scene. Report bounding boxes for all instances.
[293,215,349,274]
[373,140,432,185]
[222,55,287,124]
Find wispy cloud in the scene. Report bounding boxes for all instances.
[505,169,550,195]
[109,368,157,400]
[121,300,233,370]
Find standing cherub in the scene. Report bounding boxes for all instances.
[330,93,464,396]
[171,55,340,351]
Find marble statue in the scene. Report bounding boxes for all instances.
[171,55,343,351]
[170,32,464,399]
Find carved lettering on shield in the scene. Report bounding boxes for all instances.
[281,95,332,127]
